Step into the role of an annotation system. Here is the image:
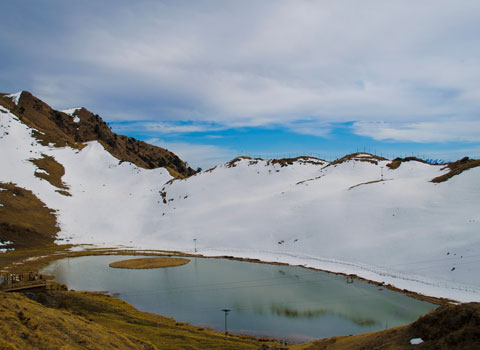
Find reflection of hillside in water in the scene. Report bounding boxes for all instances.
[268,304,378,327]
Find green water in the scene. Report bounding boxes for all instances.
[41,255,436,343]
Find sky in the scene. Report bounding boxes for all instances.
[1,0,479,169]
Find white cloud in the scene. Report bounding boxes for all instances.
[147,139,236,170]
[284,121,333,138]
[2,0,480,143]
[112,121,224,135]
[354,119,480,143]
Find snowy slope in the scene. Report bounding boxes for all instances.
[1,103,480,302]
[0,105,173,246]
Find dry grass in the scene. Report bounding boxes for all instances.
[49,291,275,350]
[226,156,256,168]
[0,287,277,350]
[431,157,480,183]
[225,156,325,169]
[109,257,190,269]
[386,157,429,170]
[329,153,387,167]
[266,156,325,167]
[0,292,155,350]
[0,183,58,250]
[29,154,70,193]
[348,179,384,190]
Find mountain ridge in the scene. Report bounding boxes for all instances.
[1,91,480,304]
[0,91,195,178]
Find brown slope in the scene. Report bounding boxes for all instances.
[0,292,155,350]
[386,156,430,170]
[329,153,387,166]
[431,157,480,183]
[0,91,195,178]
[0,183,58,250]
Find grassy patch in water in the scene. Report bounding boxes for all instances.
[109,257,190,269]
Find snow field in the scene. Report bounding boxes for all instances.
[1,105,480,302]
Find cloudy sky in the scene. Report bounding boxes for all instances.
[1,0,479,168]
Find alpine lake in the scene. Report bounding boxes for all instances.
[40,255,437,343]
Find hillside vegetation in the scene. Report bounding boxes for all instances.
[0,183,58,251]
[0,288,275,350]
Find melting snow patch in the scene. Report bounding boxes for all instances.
[25,256,44,261]
[0,204,4,207]
[410,338,424,345]
[73,116,80,123]
[68,245,89,252]
[61,107,81,116]
[5,91,22,105]
[0,248,14,253]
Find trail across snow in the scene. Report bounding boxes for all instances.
[1,105,480,302]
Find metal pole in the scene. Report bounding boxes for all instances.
[222,309,230,336]
[193,238,197,253]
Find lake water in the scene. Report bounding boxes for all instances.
[41,255,436,343]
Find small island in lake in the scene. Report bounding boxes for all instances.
[109,257,190,269]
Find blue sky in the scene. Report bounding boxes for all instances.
[1,1,479,169]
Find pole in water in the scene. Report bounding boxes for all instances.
[221,309,231,336]
[193,238,197,253]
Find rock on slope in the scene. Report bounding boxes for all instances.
[1,91,480,302]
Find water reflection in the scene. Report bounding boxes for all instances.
[270,304,328,319]
[41,255,436,343]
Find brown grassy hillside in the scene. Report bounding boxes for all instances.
[0,183,58,251]
[0,291,156,350]
[0,91,195,178]
[329,153,387,166]
[431,157,480,183]
[0,289,276,350]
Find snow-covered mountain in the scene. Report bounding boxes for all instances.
[1,91,480,302]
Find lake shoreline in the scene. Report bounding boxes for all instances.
[0,244,450,346]
[38,250,438,343]
[2,245,452,306]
